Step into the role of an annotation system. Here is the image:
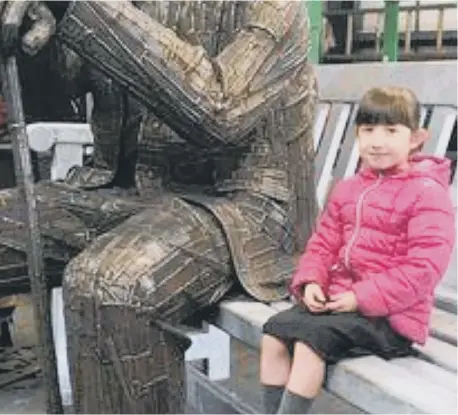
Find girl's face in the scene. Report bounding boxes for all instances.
[357,123,425,171]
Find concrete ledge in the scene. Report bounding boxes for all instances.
[316,61,458,106]
[212,297,458,414]
[327,356,457,414]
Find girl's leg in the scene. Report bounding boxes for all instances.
[277,341,326,414]
[260,334,291,413]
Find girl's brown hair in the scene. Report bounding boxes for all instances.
[355,86,421,130]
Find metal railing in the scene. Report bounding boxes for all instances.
[315,1,457,63]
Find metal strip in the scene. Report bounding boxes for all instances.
[422,107,456,156]
[332,104,359,180]
[313,102,331,151]
[316,103,352,210]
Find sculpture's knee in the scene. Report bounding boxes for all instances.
[62,201,233,324]
[62,226,139,303]
[62,247,98,300]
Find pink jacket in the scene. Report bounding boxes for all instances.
[291,155,456,344]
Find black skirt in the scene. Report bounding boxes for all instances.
[262,305,415,364]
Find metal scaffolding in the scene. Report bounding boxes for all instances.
[306,0,404,63]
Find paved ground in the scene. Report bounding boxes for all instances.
[0,377,44,414]
[0,298,363,414]
[218,338,363,414]
[0,340,363,414]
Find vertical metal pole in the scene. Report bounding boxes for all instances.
[404,10,412,54]
[307,0,323,64]
[383,0,400,62]
[345,14,354,57]
[414,0,420,33]
[0,56,63,413]
[436,7,445,53]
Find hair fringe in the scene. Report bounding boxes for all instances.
[355,86,421,130]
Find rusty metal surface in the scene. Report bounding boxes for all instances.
[57,0,318,253]
[63,197,234,413]
[0,182,150,288]
[0,1,317,413]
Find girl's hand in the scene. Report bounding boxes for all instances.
[326,291,357,312]
[303,283,327,313]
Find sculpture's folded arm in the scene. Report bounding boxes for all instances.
[56,1,310,148]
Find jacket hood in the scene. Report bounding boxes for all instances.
[360,154,451,189]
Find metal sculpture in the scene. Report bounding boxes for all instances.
[0,2,318,413]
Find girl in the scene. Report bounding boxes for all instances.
[259,86,456,414]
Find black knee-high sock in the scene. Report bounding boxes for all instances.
[262,384,285,414]
[276,389,313,414]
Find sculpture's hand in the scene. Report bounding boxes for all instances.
[1,1,56,57]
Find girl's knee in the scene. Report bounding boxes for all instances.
[287,341,326,398]
[260,334,291,385]
[293,341,324,364]
[261,334,290,358]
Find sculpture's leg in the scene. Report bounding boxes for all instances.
[0,181,147,290]
[0,182,88,290]
[62,196,234,413]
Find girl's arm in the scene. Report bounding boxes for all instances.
[352,183,456,316]
[290,181,345,299]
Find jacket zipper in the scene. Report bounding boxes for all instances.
[343,173,383,270]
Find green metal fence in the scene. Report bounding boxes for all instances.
[306,0,457,63]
